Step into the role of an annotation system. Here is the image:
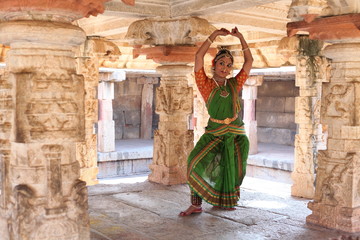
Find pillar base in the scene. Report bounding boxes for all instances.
[148,164,187,185]
[291,172,315,199]
[307,202,360,233]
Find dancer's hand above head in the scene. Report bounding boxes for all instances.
[215,28,230,37]
[230,26,243,38]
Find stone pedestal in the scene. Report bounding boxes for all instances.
[306,42,360,232]
[0,1,108,239]
[242,76,263,155]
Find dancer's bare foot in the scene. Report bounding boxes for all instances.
[179,205,203,216]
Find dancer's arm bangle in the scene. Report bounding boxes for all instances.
[242,47,249,51]
[207,37,213,44]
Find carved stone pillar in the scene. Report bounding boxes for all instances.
[306,42,360,232]
[137,76,159,139]
[289,37,330,199]
[151,63,194,185]
[287,2,360,230]
[242,76,263,155]
[0,1,108,239]
[126,17,216,185]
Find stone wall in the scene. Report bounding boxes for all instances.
[113,75,159,140]
[257,75,298,146]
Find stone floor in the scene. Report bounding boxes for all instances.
[88,175,358,240]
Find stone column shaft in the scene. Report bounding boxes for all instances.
[306,42,360,232]
[291,38,328,199]
[98,81,115,152]
[242,76,263,155]
[137,76,158,140]
[150,64,194,185]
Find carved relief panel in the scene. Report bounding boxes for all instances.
[16,72,84,143]
[156,86,193,115]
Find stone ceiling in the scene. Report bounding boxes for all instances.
[76,0,294,68]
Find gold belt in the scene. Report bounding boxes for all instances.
[209,115,237,125]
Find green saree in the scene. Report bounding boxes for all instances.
[187,77,249,208]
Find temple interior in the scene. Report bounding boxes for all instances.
[0,0,360,239]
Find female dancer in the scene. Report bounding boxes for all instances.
[180,27,253,216]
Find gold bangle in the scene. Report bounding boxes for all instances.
[242,47,249,51]
[207,37,213,44]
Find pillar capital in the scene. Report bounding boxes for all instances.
[288,0,360,22]
[0,20,86,48]
[323,42,360,62]
[126,17,216,46]
[244,75,264,87]
[0,0,109,21]
[133,45,199,64]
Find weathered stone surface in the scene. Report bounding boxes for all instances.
[258,127,296,146]
[258,81,298,97]
[257,112,296,129]
[125,17,216,46]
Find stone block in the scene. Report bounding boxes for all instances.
[258,127,296,146]
[242,86,258,100]
[327,138,344,152]
[285,97,295,113]
[124,126,140,139]
[344,140,360,152]
[114,122,124,139]
[257,97,285,112]
[125,110,141,125]
[257,112,296,129]
[258,81,297,97]
[341,126,360,139]
[132,159,152,174]
[127,78,143,95]
[98,81,114,100]
[115,95,141,111]
[98,99,113,121]
[98,120,115,152]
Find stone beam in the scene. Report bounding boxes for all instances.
[287,14,360,42]
[78,15,137,37]
[205,14,286,35]
[104,0,169,18]
[170,0,280,18]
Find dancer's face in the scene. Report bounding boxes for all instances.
[214,56,233,78]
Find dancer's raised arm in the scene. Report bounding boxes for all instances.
[230,27,253,75]
[194,28,230,72]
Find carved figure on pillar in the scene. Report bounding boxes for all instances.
[180,27,253,216]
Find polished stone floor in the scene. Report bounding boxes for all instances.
[88,175,358,240]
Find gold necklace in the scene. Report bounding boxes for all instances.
[212,78,229,98]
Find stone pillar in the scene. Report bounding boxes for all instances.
[98,81,116,152]
[306,42,360,232]
[137,76,159,139]
[0,1,108,239]
[290,37,329,199]
[242,76,263,155]
[126,17,216,185]
[77,37,121,184]
[99,69,126,146]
